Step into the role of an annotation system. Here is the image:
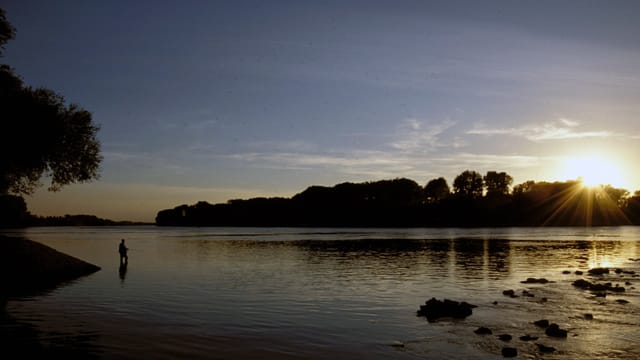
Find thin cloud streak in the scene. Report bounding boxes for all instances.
[468,119,617,141]
[226,150,543,182]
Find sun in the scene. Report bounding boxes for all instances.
[558,154,626,188]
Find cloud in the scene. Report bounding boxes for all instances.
[390,119,457,151]
[226,148,544,184]
[559,118,579,127]
[467,118,615,141]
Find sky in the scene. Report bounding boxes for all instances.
[4,0,640,222]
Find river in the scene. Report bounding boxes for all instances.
[2,226,640,359]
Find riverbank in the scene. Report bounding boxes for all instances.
[0,236,100,298]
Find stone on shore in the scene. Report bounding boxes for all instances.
[572,279,625,293]
[0,236,100,297]
[474,327,492,335]
[417,297,477,322]
[534,319,549,328]
[501,347,518,358]
[588,267,609,275]
[545,323,568,338]
[521,277,550,284]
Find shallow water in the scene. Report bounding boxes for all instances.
[2,226,640,359]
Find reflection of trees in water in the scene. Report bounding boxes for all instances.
[171,236,636,285]
[453,238,485,280]
[298,239,427,279]
[295,238,513,282]
[451,239,511,281]
[488,240,511,279]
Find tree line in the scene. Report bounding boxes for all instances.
[156,170,640,227]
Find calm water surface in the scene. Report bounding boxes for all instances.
[2,226,640,359]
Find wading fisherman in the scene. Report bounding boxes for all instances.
[119,238,128,265]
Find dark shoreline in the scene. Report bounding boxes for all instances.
[0,235,101,299]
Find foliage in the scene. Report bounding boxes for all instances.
[424,177,450,203]
[0,8,15,55]
[452,170,484,199]
[156,174,640,227]
[484,171,513,197]
[0,8,101,195]
[0,194,30,228]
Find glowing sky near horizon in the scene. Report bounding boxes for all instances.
[4,0,640,222]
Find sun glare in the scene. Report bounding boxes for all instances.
[559,155,626,188]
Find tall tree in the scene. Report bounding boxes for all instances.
[424,177,450,203]
[484,171,513,197]
[0,8,101,195]
[453,170,484,199]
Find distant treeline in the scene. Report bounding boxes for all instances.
[29,215,147,227]
[156,171,640,227]
[0,195,146,228]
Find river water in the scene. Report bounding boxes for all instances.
[1,226,640,359]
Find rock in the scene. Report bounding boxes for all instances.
[562,270,571,274]
[584,313,593,320]
[493,301,499,305]
[502,289,516,297]
[536,343,556,353]
[474,327,493,335]
[501,347,518,357]
[498,334,512,341]
[522,290,535,297]
[588,267,610,275]
[623,270,636,275]
[616,299,629,304]
[534,319,550,328]
[417,298,477,322]
[545,323,568,338]
[575,270,583,275]
[572,279,625,293]
[615,268,623,274]
[520,335,538,341]
[625,281,632,286]
[521,277,550,284]
[572,279,591,289]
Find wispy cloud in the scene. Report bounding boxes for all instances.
[226,149,543,183]
[390,119,457,152]
[467,118,615,141]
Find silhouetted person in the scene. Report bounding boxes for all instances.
[119,239,128,265]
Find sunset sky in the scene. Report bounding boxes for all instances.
[4,0,640,222]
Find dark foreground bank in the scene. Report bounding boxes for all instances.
[0,235,100,298]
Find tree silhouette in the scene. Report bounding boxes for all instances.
[453,170,484,199]
[512,180,535,196]
[601,185,629,208]
[156,177,640,227]
[484,171,513,197]
[0,8,15,54]
[424,177,450,203]
[0,8,101,195]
